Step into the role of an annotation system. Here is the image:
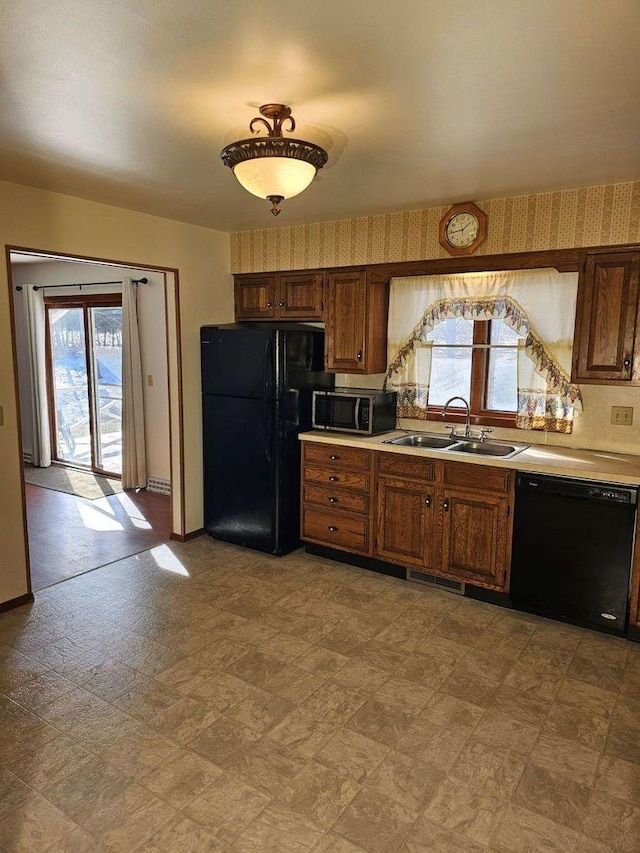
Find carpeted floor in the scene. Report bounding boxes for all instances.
[23,463,124,500]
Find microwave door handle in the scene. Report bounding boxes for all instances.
[354,398,361,431]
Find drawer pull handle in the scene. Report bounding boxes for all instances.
[279,300,285,308]
[330,454,339,460]
[443,499,449,512]
[356,350,363,361]
[424,496,431,508]
[266,301,273,308]
[328,526,339,532]
[329,475,339,482]
[624,357,631,369]
[329,497,339,503]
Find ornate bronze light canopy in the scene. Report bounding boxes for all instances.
[221,104,328,216]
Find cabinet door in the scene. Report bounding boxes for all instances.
[325,271,367,372]
[376,477,435,569]
[235,276,276,320]
[439,488,510,590]
[279,273,324,320]
[573,251,640,383]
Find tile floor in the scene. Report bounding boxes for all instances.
[0,537,639,852]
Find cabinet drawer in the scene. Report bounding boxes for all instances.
[304,443,371,471]
[302,507,368,552]
[303,484,369,515]
[377,452,436,481]
[442,462,513,494]
[303,465,370,492]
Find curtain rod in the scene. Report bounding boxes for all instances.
[15,277,148,292]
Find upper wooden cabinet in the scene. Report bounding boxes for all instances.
[235,273,323,321]
[324,270,388,373]
[572,250,640,384]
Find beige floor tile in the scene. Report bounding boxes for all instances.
[513,762,591,831]
[150,696,221,744]
[4,670,77,713]
[188,714,261,767]
[0,792,78,852]
[544,698,612,751]
[141,813,223,852]
[594,754,640,807]
[109,673,180,718]
[348,697,416,750]
[441,660,500,706]
[604,696,640,764]
[449,740,527,799]
[42,756,132,825]
[423,777,507,846]
[231,737,307,798]
[185,771,270,843]
[268,708,338,758]
[473,710,540,756]
[82,782,173,851]
[419,692,484,731]
[296,647,351,678]
[301,681,368,725]
[488,683,552,727]
[396,718,470,771]
[185,670,256,710]
[330,660,388,694]
[284,760,361,829]
[365,750,444,812]
[492,803,578,853]
[332,787,418,853]
[0,768,32,821]
[140,748,223,809]
[401,816,485,853]
[6,734,93,792]
[529,734,600,786]
[227,650,285,690]
[568,653,627,693]
[229,803,324,852]
[77,658,148,702]
[316,727,390,783]
[373,677,433,715]
[312,834,367,852]
[54,825,106,852]
[225,687,294,735]
[581,791,640,853]
[502,663,565,703]
[265,665,329,704]
[101,726,180,778]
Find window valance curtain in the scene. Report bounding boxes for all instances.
[384,268,582,434]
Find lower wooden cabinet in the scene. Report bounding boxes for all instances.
[439,488,511,589]
[300,443,515,593]
[300,443,374,557]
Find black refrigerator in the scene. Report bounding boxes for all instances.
[201,323,333,555]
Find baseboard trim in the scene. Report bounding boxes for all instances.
[0,593,34,613]
[170,528,205,543]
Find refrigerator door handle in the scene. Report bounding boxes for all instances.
[262,337,273,461]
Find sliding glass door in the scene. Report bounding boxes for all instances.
[47,296,123,476]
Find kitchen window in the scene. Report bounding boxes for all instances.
[421,317,520,427]
[385,269,583,434]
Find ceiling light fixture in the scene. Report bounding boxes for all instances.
[221,104,328,217]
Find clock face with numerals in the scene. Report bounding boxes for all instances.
[439,202,488,256]
[445,211,480,249]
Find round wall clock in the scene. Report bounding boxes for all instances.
[439,201,488,256]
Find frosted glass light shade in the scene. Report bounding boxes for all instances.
[233,157,317,200]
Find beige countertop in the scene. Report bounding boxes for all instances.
[300,429,640,486]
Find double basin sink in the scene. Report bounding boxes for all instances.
[384,432,529,459]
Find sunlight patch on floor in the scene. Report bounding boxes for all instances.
[149,544,190,576]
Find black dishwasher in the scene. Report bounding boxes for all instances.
[510,473,637,636]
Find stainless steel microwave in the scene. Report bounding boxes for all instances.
[312,388,397,435]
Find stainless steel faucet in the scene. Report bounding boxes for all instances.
[440,396,472,437]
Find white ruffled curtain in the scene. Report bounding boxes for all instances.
[23,286,51,466]
[121,278,147,489]
[385,269,582,434]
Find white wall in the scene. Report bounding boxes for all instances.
[0,179,232,606]
[12,260,171,483]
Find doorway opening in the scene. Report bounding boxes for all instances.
[9,249,183,592]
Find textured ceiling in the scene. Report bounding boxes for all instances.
[2,0,640,232]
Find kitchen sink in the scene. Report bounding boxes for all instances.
[385,434,457,449]
[383,433,529,459]
[450,440,522,457]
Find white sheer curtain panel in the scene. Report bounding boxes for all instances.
[24,286,51,467]
[121,278,147,489]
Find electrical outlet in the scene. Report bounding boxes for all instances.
[147,375,154,387]
[611,406,634,426]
